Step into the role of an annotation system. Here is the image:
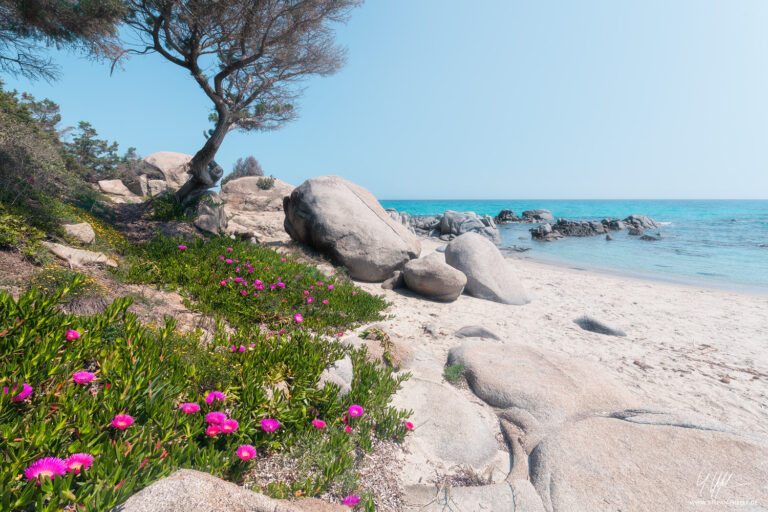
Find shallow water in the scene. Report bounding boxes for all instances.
[380,199,768,293]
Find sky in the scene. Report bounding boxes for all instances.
[4,0,768,199]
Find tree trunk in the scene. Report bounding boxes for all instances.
[175,110,229,205]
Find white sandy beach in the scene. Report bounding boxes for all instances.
[355,238,768,438]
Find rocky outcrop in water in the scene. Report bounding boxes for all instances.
[494,209,520,224]
[386,209,501,245]
[531,215,661,241]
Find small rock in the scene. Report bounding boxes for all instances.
[403,252,467,302]
[640,234,660,241]
[605,234,613,241]
[628,227,643,236]
[455,325,501,340]
[380,270,405,290]
[318,354,353,397]
[574,316,627,337]
[63,223,95,244]
[434,244,447,253]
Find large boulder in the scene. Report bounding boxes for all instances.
[63,223,95,244]
[112,469,345,512]
[143,151,193,190]
[194,202,228,234]
[402,252,466,302]
[623,214,659,230]
[147,179,168,197]
[283,176,421,281]
[530,416,768,512]
[444,232,531,305]
[391,377,510,485]
[521,209,554,223]
[220,176,294,212]
[97,179,134,196]
[494,208,520,224]
[448,340,637,444]
[439,210,501,245]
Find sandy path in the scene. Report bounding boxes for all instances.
[355,240,768,437]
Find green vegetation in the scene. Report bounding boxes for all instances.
[148,193,192,222]
[257,175,276,190]
[1,243,410,510]
[443,364,465,384]
[28,265,106,302]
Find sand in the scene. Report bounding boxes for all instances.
[354,239,768,437]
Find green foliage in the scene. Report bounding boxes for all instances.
[443,364,465,384]
[121,236,388,336]
[0,201,47,260]
[1,265,410,510]
[62,121,121,183]
[28,265,106,302]
[148,194,191,221]
[257,175,276,190]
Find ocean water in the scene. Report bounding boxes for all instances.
[380,199,768,293]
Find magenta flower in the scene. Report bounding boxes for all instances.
[240,290,248,296]
[65,329,81,341]
[277,282,285,289]
[64,453,94,474]
[234,277,243,283]
[205,391,226,405]
[236,444,257,461]
[206,411,227,425]
[220,280,228,286]
[220,419,239,433]
[348,405,364,417]
[225,259,233,264]
[404,421,414,430]
[7,383,33,402]
[219,255,225,260]
[307,297,314,304]
[206,425,220,437]
[342,494,361,507]
[73,371,95,384]
[312,419,326,429]
[179,403,200,414]
[238,345,246,352]
[352,291,357,295]
[294,314,303,323]
[269,283,276,290]
[227,247,233,251]
[337,332,344,337]
[328,284,334,290]
[111,414,134,430]
[24,457,67,482]
[345,425,352,433]
[261,418,280,432]
[281,258,286,262]
[177,245,187,250]
[322,300,329,305]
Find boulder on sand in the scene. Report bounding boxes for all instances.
[444,232,531,305]
[402,252,466,302]
[283,176,421,281]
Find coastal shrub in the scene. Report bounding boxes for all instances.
[27,265,105,301]
[148,193,191,221]
[0,276,410,511]
[0,202,47,260]
[443,364,464,384]
[121,236,389,336]
[257,175,276,190]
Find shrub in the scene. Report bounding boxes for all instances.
[443,364,465,383]
[0,271,410,510]
[0,202,47,260]
[221,156,263,186]
[28,265,105,301]
[257,176,276,190]
[148,194,191,222]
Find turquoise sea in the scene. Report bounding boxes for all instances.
[380,200,768,293]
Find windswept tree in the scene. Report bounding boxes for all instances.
[122,0,360,205]
[0,0,124,81]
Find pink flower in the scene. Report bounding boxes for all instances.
[206,425,220,437]
[342,495,361,507]
[179,403,200,414]
[241,290,248,296]
[220,280,228,286]
[111,414,134,430]
[220,419,239,433]
[6,383,33,402]
[206,412,227,425]
[238,345,246,352]
[227,247,233,251]
[303,290,309,295]
[348,405,364,417]
[294,314,303,323]
[234,277,243,283]
[261,418,280,432]
[219,255,225,260]
[307,297,314,304]
[24,457,67,482]
[65,330,81,340]
[352,291,357,295]
[270,284,276,290]
[73,371,96,384]
[225,259,233,264]
[236,444,257,461]
[312,419,326,429]
[277,282,285,289]
[177,245,187,250]
[328,284,334,290]
[281,258,286,262]
[322,300,329,305]
[345,425,352,433]
[338,332,344,337]
[205,391,226,405]
[64,453,94,474]
[404,421,414,430]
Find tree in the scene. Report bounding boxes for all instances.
[123,0,360,205]
[0,0,124,81]
[63,121,122,182]
[222,155,263,185]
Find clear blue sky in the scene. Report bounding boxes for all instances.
[5,0,768,199]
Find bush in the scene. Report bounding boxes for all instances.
[148,194,191,222]
[0,202,47,260]
[221,156,263,186]
[28,265,105,301]
[1,268,410,510]
[443,364,464,383]
[257,176,276,190]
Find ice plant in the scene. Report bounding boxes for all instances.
[312,419,326,429]
[236,444,257,461]
[24,457,67,482]
[64,453,94,474]
[220,419,239,433]
[72,371,95,384]
[328,284,334,290]
[179,403,200,414]
[8,383,33,402]
[342,494,361,507]
[206,425,220,437]
[405,421,414,430]
[345,426,352,433]
[205,391,226,405]
[206,412,227,425]
[65,329,81,340]
[177,245,187,250]
[322,300,329,305]
[307,297,314,304]
[294,313,303,323]
[261,418,280,432]
[112,414,134,429]
[348,405,364,417]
